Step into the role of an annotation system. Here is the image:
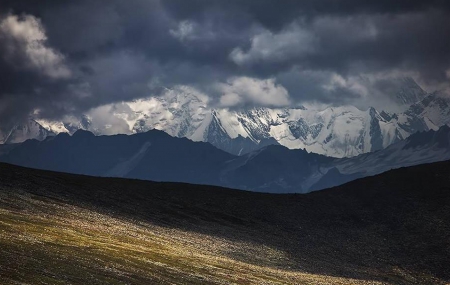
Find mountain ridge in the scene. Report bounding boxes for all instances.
[2,124,450,193]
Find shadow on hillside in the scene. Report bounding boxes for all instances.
[0,162,449,284]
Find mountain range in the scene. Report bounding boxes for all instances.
[2,124,449,193]
[3,78,450,158]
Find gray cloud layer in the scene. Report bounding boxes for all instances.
[0,0,450,126]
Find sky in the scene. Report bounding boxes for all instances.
[0,0,450,128]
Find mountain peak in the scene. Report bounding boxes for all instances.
[438,124,450,132]
[392,77,427,106]
[72,129,95,138]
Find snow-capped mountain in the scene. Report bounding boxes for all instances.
[2,78,449,158]
[56,91,449,157]
[335,125,450,177]
[0,119,54,144]
[394,92,450,134]
[37,95,393,157]
[38,115,93,136]
[389,77,428,108]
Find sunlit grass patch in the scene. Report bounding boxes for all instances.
[0,191,387,284]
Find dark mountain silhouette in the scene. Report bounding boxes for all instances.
[2,129,234,186]
[1,125,450,193]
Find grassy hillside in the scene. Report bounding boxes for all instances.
[0,161,449,284]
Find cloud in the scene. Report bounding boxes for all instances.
[0,14,71,79]
[86,104,132,135]
[230,22,316,66]
[0,12,77,129]
[217,77,290,107]
[0,0,450,127]
[170,20,197,42]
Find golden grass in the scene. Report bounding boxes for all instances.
[0,191,386,285]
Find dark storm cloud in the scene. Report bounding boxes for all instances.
[163,0,449,23]
[0,0,450,125]
[0,12,75,127]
